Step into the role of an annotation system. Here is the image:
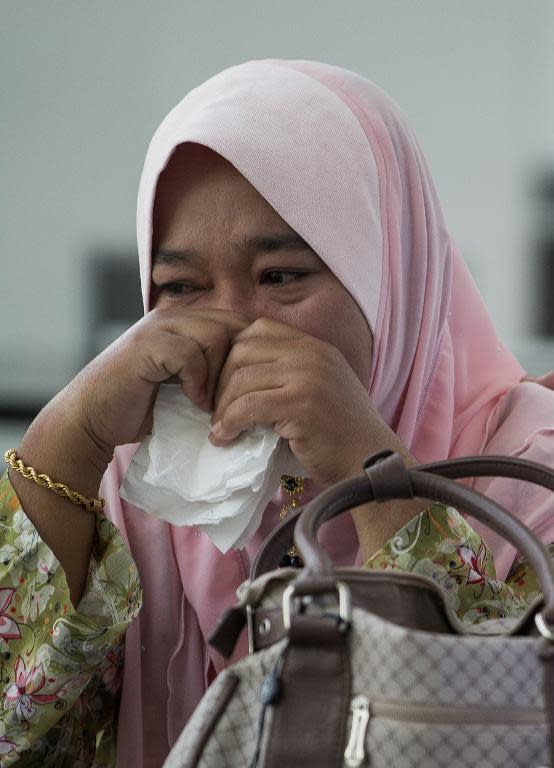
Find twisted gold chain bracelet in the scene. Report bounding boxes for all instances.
[4,449,104,514]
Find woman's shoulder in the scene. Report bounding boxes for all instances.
[506,379,554,411]
[484,380,554,455]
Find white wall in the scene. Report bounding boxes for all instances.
[2,0,553,399]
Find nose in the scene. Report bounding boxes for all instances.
[208,280,263,322]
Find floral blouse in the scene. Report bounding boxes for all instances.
[0,470,550,766]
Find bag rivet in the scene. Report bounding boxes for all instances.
[259,618,271,635]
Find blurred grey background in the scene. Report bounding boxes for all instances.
[2,0,554,454]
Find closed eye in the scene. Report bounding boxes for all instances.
[260,270,310,286]
[157,281,199,296]
[155,270,311,297]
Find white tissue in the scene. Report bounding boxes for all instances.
[119,382,305,552]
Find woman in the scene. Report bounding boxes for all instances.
[2,59,554,766]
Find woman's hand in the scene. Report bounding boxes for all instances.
[45,307,251,470]
[12,307,250,606]
[209,317,407,487]
[210,317,432,560]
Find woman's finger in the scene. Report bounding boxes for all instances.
[162,312,248,409]
[210,387,291,443]
[146,330,209,405]
[213,362,286,423]
[200,331,234,409]
[233,316,305,343]
[189,315,250,406]
[215,333,316,405]
[214,338,287,406]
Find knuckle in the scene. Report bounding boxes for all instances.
[180,337,205,366]
[239,390,258,413]
[226,339,248,364]
[145,304,172,328]
[250,317,272,334]
[128,314,152,342]
[228,366,248,389]
[322,339,341,362]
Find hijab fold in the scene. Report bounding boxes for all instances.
[95,60,554,767]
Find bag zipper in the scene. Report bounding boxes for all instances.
[344,695,370,767]
[343,694,546,767]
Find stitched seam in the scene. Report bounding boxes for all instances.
[190,673,240,767]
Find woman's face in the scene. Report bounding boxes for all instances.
[151,144,373,389]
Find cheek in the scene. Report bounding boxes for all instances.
[283,290,373,388]
[324,292,372,387]
[331,323,373,389]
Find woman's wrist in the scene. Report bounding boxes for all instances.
[18,392,113,498]
[342,418,417,478]
[344,424,430,561]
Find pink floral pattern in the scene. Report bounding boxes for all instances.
[0,589,21,641]
[0,735,18,757]
[4,656,58,721]
[456,542,488,585]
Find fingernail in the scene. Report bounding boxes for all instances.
[211,421,223,436]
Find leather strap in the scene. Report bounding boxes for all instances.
[262,615,351,768]
[294,452,554,626]
[251,452,554,584]
[364,449,415,500]
[209,567,459,658]
[209,605,246,659]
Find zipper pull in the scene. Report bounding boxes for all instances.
[249,651,286,768]
[344,695,370,767]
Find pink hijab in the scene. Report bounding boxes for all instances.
[99,60,554,766]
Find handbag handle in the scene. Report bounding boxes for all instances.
[252,451,554,627]
[294,451,554,626]
[252,453,554,579]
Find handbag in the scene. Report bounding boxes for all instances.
[163,449,554,768]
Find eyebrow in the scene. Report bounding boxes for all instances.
[242,232,313,253]
[152,232,314,266]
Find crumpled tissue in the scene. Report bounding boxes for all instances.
[119,382,305,552]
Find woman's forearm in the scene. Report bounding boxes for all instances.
[346,422,432,562]
[8,393,111,608]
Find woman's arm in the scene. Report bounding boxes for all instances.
[9,308,250,606]
[9,394,108,608]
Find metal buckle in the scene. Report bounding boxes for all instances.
[282,581,352,630]
[535,611,554,640]
[246,604,256,654]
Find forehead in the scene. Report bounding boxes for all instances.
[153,143,297,246]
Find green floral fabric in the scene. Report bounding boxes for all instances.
[0,471,141,766]
[363,501,552,623]
[0,473,550,766]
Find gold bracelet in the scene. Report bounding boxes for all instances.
[4,449,104,514]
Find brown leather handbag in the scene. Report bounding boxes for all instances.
[163,450,554,768]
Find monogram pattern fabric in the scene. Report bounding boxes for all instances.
[367,722,547,768]
[348,607,543,708]
[163,604,549,767]
[165,644,283,767]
